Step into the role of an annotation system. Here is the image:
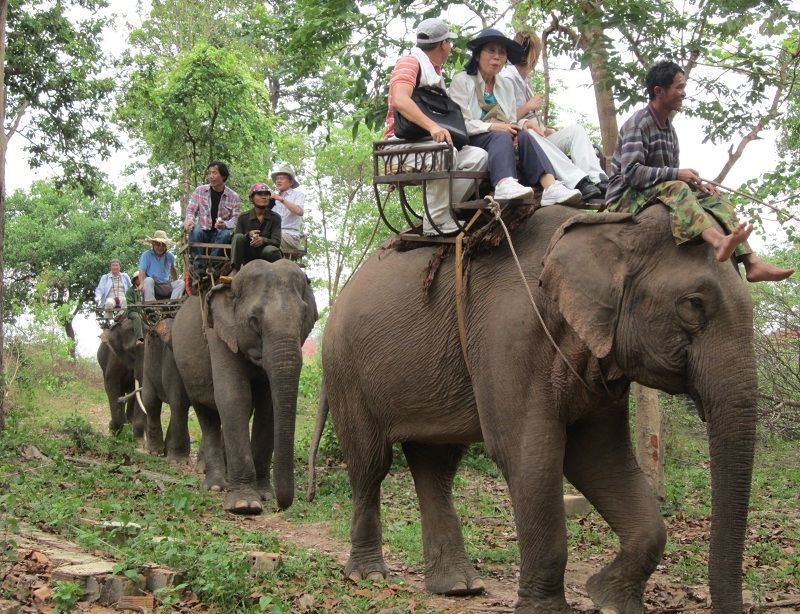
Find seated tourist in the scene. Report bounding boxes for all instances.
[449,29,581,207]
[94,259,131,323]
[183,160,240,262]
[137,230,185,302]
[382,17,490,235]
[501,31,608,200]
[231,183,283,267]
[606,60,792,282]
[270,165,306,251]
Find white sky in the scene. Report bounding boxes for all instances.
[6,1,794,357]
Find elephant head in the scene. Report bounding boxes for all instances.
[208,259,317,509]
[103,318,145,383]
[540,205,757,611]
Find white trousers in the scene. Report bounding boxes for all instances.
[384,139,488,230]
[527,124,607,187]
[103,296,127,319]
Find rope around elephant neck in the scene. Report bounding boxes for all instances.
[486,197,592,392]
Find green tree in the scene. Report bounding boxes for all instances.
[1,0,115,424]
[117,42,274,211]
[3,181,175,356]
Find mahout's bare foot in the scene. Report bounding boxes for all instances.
[712,222,753,262]
[744,258,794,282]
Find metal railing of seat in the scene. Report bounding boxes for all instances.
[372,139,489,237]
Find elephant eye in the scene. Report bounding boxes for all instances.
[677,293,707,333]
[248,315,259,332]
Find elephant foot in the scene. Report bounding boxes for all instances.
[255,478,273,502]
[224,489,263,515]
[344,557,389,583]
[195,456,206,474]
[166,451,191,465]
[204,471,226,492]
[426,564,485,596]
[586,566,645,614]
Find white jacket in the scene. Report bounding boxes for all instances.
[448,70,527,135]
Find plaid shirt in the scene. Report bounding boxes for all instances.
[184,184,241,231]
[606,104,680,205]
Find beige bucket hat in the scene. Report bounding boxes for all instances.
[270,164,300,189]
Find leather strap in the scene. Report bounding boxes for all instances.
[454,210,483,375]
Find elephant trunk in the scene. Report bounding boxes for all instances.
[264,337,303,510]
[696,354,758,613]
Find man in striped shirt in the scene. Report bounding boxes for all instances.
[606,61,792,282]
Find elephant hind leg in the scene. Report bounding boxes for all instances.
[564,408,666,614]
[402,442,484,596]
[342,429,393,583]
[194,404,226,492]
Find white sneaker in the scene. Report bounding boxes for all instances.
[541,181,582,206]
[423,219,460,236]
[493,178,534,201]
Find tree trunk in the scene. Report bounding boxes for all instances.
[579,7,619,168]
[633,383,665,500]
[0,0,9,432]
[64,316,76,360]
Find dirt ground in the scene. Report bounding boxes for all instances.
[7,402,797,613]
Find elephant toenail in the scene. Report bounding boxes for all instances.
[366,571,384,581]
[600,608,620,614]
[347,572,362,583]
[470,578,485,591]
[209,485,221,492]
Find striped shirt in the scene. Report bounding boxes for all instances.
[605,104,680,205]
[383,55,442,139]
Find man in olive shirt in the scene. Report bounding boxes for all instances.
[231,183,283,267]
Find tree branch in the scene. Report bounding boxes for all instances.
[714,44,800,184]
[6,99,29,141]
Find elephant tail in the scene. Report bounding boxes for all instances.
[306,378,328,502]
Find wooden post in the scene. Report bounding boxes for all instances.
[633,384,665,500]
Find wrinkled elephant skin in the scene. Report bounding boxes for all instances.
[140,318,192,462]
[321,205,757,613]
[173,259,317,514]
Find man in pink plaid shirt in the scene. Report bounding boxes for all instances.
[184,160,241,261]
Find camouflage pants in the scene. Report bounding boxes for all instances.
[607,180,752,257]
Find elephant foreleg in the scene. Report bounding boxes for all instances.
[402,442,485,596]
[141,385,165,456]
[564,407,666,614]
[194,403,226,492]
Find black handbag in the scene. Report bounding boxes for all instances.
[394,85,470,150]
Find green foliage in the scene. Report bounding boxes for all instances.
[51,580,85,613]
[3,180,175,335]
[118,41,274,200]
[5,0,117,188]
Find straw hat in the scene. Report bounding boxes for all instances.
[141,230,175,248]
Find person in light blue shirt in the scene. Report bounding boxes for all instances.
[94,259,132,321]
[137,230,185,302]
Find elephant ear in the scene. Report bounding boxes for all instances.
[207,286,238,354]
[540,212,634,359]
[154,319,173,347]
[301,278,318,340]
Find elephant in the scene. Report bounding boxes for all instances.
[140,318,192,462]
[172,259,317,514]
[97,318,146,441]
[313,204,758,613]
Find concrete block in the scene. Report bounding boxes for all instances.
[563,495,594,517]
[98,574,144,605]
[145,567,183,592]
[248,551,281,572]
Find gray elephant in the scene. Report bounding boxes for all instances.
[140,318,192,462]
[97,318,145,440]
[172,259,317,514]
[314,205,757,613]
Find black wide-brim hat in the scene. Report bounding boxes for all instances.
[466,28,524,65]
